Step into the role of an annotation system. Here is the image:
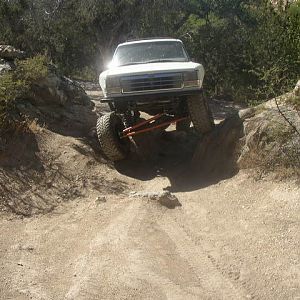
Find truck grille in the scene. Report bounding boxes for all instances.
[121,73,183,93]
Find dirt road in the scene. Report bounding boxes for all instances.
[1,171,299,300]
[0,87,299,300]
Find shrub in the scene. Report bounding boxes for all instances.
[0,55,49,132]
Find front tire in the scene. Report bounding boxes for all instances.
[96,113,130,161]
[187,94,214,135]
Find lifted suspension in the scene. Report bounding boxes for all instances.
[121,113,188,138]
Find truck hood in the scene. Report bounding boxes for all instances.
[101,61,202,78]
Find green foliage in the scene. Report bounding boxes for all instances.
[0,73,27,104]
[18,55,49,83]
[245,0,300,102]
[0,73,26,130]
[0,55,49,131]
[0,0,299,102]
[180,0,300,102]
[70,66,98,82]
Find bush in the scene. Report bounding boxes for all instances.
[0,55,49,132]
[70,66,98,82]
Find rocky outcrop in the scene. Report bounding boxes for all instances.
[16,74,96,136]
[191,113,244,181]
[238,98,300,175]
[192,88,300,180]
[294,79,300,97]
[0,45,96,137]
[29,73,91,107]
[0,45,20,74]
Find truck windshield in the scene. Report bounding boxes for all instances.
[112,41,189,67]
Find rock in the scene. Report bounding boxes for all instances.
[130,191,182,209]
[157,191,182,209]
[0,45,25,60]
[29,73,91,107]
[294,79,300,97]
[238,108,255,120]
[16,68,96,136]
[192,114,244,180]
[238,105,300,175]
[96,196,107,204]
[0,58,14,74]
[0,45,96,136]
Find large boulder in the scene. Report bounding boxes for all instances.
[29,73,91,107]
[16,72,96,137]
[190,95,300,181]
[238,98,300,177]
[294,79,300,97]
[0,44,97,137]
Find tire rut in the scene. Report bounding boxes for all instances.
[123,203,209,300]
[159,214,248,300]
[65,200,142,300]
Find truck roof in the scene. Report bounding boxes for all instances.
[118,38,182,47]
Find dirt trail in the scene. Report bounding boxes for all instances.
[0,88,299,300]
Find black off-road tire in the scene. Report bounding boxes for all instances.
[187,94,214,135]
[176,118,191,132]
[96,113,130,161]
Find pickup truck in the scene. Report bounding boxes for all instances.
[97,38,214,161]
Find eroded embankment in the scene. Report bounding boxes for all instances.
[1,88,299,216]
[0,128,128,216]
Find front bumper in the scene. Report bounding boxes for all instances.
[100,88,203,103]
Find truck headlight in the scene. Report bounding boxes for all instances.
[106,76,121,94]
[183,71,200,87]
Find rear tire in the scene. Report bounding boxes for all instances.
[187,94,214,135]
[96,113,130,161]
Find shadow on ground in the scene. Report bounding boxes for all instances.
[115,114,244,192]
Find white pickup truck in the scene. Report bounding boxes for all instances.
[97,38,214,161]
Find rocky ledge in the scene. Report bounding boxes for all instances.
[0,45,96,137]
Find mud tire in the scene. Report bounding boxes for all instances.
[187,94,214,135]
[96,113,130,161]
